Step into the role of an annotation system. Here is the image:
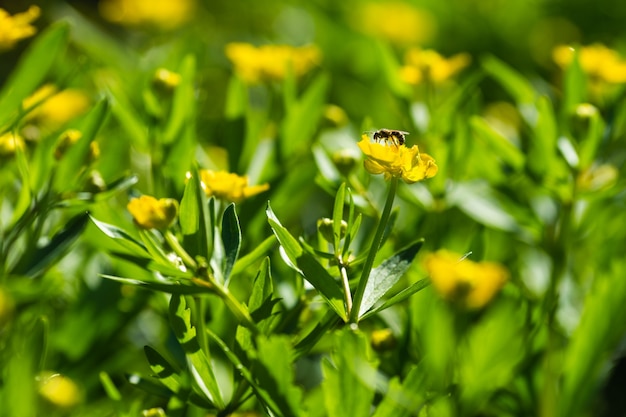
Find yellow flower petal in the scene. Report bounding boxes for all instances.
[198,170,269,203]
[0,6,40,51]
[127,196,179,230]
[358,134,437,183]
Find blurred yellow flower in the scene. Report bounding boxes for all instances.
[225,43,321,84]
[576,164,618,193]
[196,170,269,203]
[99,0,195,30]
[553,43,626,83]
[357,134,437,183]
[23,84,90,129]
[425,250,508,309]
[0,6,40,51]
[400,48,471,85]
[0,132,25,156]
[38,372,82,409]
[153,68,181,90]
[53,129,100,162]
[127,195,179,229]
[357,2,435,45]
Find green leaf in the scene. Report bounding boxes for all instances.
[99,372,122,402]
[138,229,176,268]
[332,183,346,252]
[0,22,70,127]
[578,106,606,169]
[373,366,427,417]
[562,48,587,116]
[221,203,241,283]
[528,96,558,178]
[109,252,194,279]
[253,335,303,417]
[294,310,340,358]
[100,275,212,294]
[230,235,276,277]
[560,260,626,417]
[358,240,424,318]
[55,174,139,207]
[169,295,224,409]
[179,168,212,259]
[144,346,184,395]
[280,73,329,157]
[267,203,347,321]
[89,216,150,257]
[470,116,525,171]
[54,98,109,192]
[163,55,196,144]
[10,212,89,277]
[322,329,378,417]
[206,328,283,417]
[480,55,535,105]
[360,279,430,321]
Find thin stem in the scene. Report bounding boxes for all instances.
[349,177,399,323]
[339,263,353,315]
[212,283,259,334]
[165,230,197,270]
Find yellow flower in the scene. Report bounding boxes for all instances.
[357,134,437,183]
[356,2,435,45]
[225,43,321,84]
[23,84,90,129]
[153,68,181,90]
[553,43,626,83]
[127,195,179,229]
[400,48,471,85]
[99,0,195,30]
[0,132,25,156]
[424,250,508,309]
[196,170,269,203]
[38,372,82,409]
[0,6,40,51]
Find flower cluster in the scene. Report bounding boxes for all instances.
[553,43,626,84]
[0,6,40,51]
[99,0,195,30]
[357,134,438,183]
[424,250,508,309]
[400,47,471,85]
[225,43,321,84]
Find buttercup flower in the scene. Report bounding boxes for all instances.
[23,84,90,129]
[38,372,82,408]
[424,250,509,309]
[99,0,195,30]
[356,2,435,45]
[196,170,269,203]
[0,132,25,156]
[0,6,40,51]
[357,134,437,183]
[127,195,179,230]
[225,43,320,84]
[553,43,626,84]
[400,48,471,85]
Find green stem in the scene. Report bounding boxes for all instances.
[164,231,197,270]
[339,263,353,315]
[212,283,259,334]
[349,177,399,323]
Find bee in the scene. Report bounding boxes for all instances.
[368,128,409,146]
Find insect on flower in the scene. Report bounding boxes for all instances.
[367,128,409,146]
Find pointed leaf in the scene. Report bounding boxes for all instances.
[11,212,89,277]
[267,203,347,321]
[89,216,151,258]
[169,295,224,409]
[358,240,424,318]
[221,203,241,282]
[144,346,183,395]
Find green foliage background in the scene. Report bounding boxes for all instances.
[1,0,626,416]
